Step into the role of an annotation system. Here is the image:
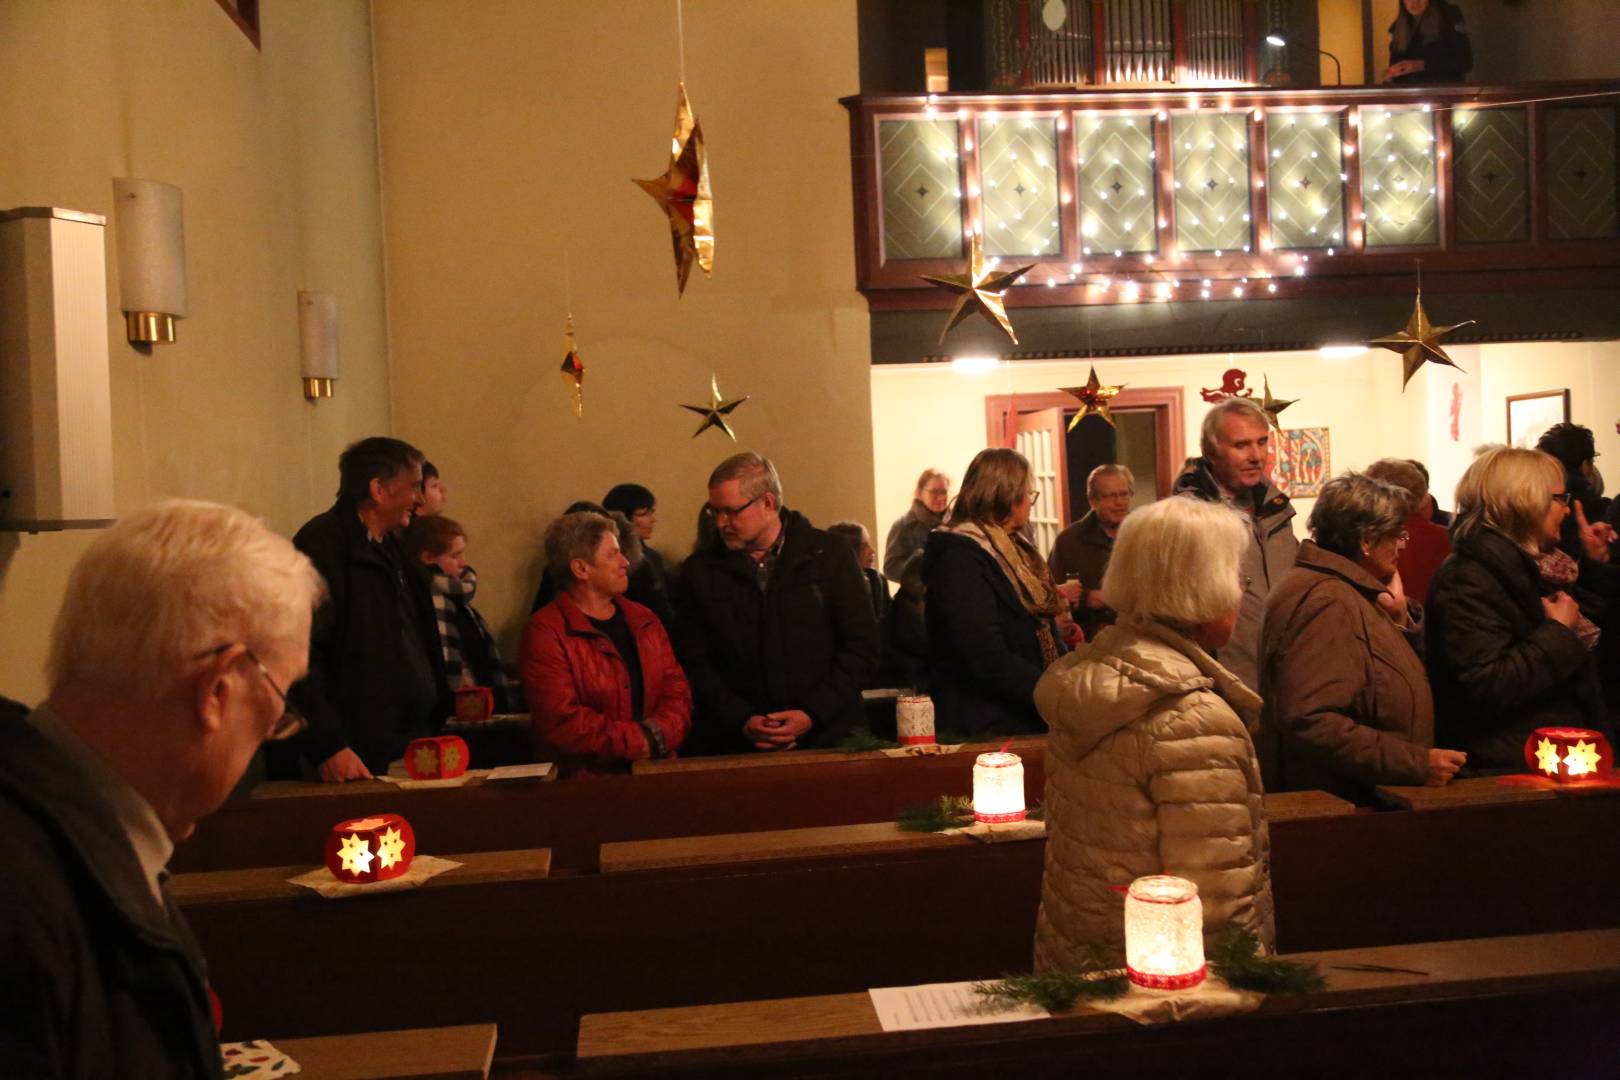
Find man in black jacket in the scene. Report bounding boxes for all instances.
[0,500,324,1077]
[677,452,879,754]
[286,436,442,780]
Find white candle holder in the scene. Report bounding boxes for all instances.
[1124,875,1206,990]
[895,695,936,745]
[972,751,1025,823]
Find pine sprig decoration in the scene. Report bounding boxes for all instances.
[896,795,973,831]
[1209,926,1326,994]
[835,730,899,752]
[973,949,1128,1011]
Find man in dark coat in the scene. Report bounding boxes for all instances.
[285,436,442,780]
[0,501,324,1076]
[1047,463,1134,641]
[677,452,879,754]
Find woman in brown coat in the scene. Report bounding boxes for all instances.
[1261,473,1467,803]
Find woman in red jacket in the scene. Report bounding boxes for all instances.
[522,511,692,775]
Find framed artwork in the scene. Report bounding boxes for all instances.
[1272,427,1331,498]
[1506,390,1570,449]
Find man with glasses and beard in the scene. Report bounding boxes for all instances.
[676,452,879,754]
[0,500,324,1076]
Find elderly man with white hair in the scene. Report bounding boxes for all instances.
[0,501,324,1077]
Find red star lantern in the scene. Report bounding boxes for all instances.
[1523,727,1613,783]
[324,813,416,884]
[454,686,494,725]
[405,735,471,780]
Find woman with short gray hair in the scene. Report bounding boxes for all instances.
[1261,473,1466,802]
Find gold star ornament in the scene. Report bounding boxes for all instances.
[1059,366,1126,430]
[680,375,748,440]
[559,315,584,419]
[920,233,1034,345]
[1370,291,1475,389]
[1260,375,1298,431]
[634,82,714,296]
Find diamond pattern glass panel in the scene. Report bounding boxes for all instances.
[1266,111,1344,250]
[1075,114,1158,254]
[879,119,965,260]
[978,115,1061,258]
[1172,113,1251,253]
[1452,108,1528,244]
[1546,106,1619,241]
[1360,107,1438,247]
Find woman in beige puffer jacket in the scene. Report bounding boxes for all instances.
[1032,497,1275,973]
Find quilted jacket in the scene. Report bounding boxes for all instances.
[1032,619,1275,973]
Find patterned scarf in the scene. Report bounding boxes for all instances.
[945,520,1067,666]
[429,567,519,695]
[1536,549,1601,650]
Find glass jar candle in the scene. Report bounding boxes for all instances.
[1124,875,1206,990]
[972,751,1025,823]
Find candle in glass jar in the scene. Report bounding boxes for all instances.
[1124,875,1206,990]
[972,751,1026,823]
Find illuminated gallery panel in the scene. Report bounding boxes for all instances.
[1545,105,1619,240]
[1266,111,1345,250]
[878,119,965,261]
[1171,112,1252,253]
[1452,108,1529,244]
[1359,106,1438,247]
[977,114,1062,258]
[1075,113,1158,255]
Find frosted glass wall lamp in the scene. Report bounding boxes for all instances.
[112,179,188,345]
[297,291,340,400]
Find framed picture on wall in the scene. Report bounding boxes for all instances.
[1506,390,1570,449]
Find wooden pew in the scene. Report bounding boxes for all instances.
[176,793,1620,1062]
[272,1023,498,1079]
[173,739,1047,874]
[572,930,1620,1076]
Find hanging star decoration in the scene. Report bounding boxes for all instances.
[680,374,748,440]
[412,744,439,778]
[1565,739,1602,778]
[336,833,374,877]
[633,81,713,296]
[1534,737,1563,775]
[1370,290,1475,389]
[1059,366,1126,430]
[560,315,584,419]
[920,232,1034,345]
[376,827,407,871]
[1259,375,1298,432]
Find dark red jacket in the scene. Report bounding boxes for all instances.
[521,593,692,776]
[1400,510,1450,609]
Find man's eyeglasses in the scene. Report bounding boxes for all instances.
[702,493,763,523]
[196,644,307,742]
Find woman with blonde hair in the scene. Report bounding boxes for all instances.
[922,449,1068,734]
[883,468,951,582]
[1034,496,1273,971]
[1426,448,1609,770]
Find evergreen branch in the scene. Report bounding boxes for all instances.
[1209,926,1326,994]
[895,795,974,832]
[972,950,1129,1011]
[835,729,899,752]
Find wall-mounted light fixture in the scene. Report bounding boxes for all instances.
[297,291,339,400]
[112,178,187,345]
[1265,29,1342,86]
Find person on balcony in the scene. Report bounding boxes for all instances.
[1383,0,1472,84]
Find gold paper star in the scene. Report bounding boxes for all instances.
[680,374,748,440]
[376,826,406,870]
[1564,739,1601,778]
[1534,737,1562,776]
[1370,292,1475,389]
[920,233,1033,345]
[442,743,462,773]
[1260,375,1298,431]
[560,315,584,419]
[337,833,374,877]
[412,745,439,777]
[633,82,713,296]
[1058,366,1126,430]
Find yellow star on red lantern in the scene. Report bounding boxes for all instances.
[336,833,373,877]
[412,745,439,777]
[442,743,463,773]
[376,826,406,870]
[1058,366,1126,430]
[1260,375,1298,432]
[559,315,584,419]
[633,82,714,296]
[1534,737,1562,776]
[920,233,1033,345]
[1370,291,1475,389]
[1564,739,1601,778]
[680,375,749,440]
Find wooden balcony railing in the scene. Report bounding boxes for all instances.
[843,81,1620,313]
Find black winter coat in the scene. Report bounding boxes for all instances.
[1426,526,1607,769]
[922,530,1053,736]
[0,720,222,1079]
[287,498,442,773]
[1387,1,1472,83]
[676,509,880,754]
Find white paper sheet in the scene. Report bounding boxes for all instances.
[485,762,555,783]
[867,981,1049,1032]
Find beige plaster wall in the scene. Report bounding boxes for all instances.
[371,1,873,653]
[0,1,392,705]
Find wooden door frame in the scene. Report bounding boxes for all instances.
[985,387,1187,499]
